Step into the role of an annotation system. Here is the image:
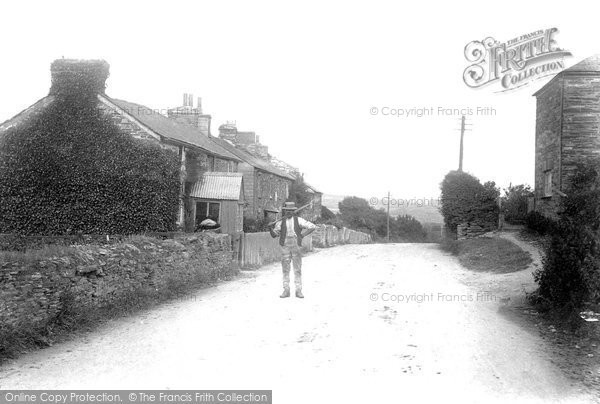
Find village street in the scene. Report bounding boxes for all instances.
[0,244,596,404]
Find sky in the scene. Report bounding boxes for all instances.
[0,0,596,202]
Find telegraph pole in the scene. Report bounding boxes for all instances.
[386,191,390,242]
[457,115,471,172]
[458,115,465,172]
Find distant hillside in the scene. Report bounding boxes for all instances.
[322,194,443,224]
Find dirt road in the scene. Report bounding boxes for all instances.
[0,244,596,403]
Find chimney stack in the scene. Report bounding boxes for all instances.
[182,93,194,108]
[50,59,110,98]
[168,93,212,136]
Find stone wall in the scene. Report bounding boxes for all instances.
[561,75,600,191]
[456,223,491,240]
[534,76,563,219]
[534,73,600,219]
[98,97,178,153]
[253,171,291,218]
[299,193,323,222]
[0,234,234,334]
[312,225,372,247]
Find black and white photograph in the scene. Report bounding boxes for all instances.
[1,1,600,403]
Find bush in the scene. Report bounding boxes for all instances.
[525,211,556,235]
[501,184,532,224]
[533,161,600,308]
[440,171,499,233]
[0,96,180,235]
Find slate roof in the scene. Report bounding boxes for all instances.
[105,97,241,162]
[210,137,295,180]
[533,54,600,96]
[563,54,600,73]
[304,181,322,194]
[189,172,244,201]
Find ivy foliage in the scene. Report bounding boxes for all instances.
[534,161,600,308]
[49,59,110,99]
[0,95,180,235]
[440,170,499,233]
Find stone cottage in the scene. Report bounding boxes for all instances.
[211,131,294,220]
[0,59,245,233]
[533,54,600,218]
[216,122,323,221]
[301,181,323,221]
[161,101,295,221]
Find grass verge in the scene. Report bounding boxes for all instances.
[442,236,532,273]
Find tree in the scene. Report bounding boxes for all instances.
[501,184,532,224]
[338,196,426,241]
[440,170,499,233]
[338,196,372,232]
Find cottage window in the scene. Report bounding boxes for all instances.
[208,156,215,171]
[543,171,553,197]
[196,201,221,226]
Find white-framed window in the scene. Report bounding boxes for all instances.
[543,171,553,197]
[195,201,221,228]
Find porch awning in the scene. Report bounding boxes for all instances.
[189,172,244,201]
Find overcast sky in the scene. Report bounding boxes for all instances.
[0,0,596,201]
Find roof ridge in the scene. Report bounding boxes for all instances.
[103,96,241,162]
[565,54,600,72]
[210,136,295,180]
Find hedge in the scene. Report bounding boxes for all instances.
[439,170,499,233]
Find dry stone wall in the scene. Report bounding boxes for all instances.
[0,234,234,334]
[312,225,371,247]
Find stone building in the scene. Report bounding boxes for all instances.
[218,122,269,160]
[211,134,294,220]
[215,123,323,221]
[161,106,294,221]
[0,59,244,232]
[167,93,212,137]
[533,54,600,218]
[301,181,323,221]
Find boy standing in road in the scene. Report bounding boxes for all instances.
[268,202,317,298]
